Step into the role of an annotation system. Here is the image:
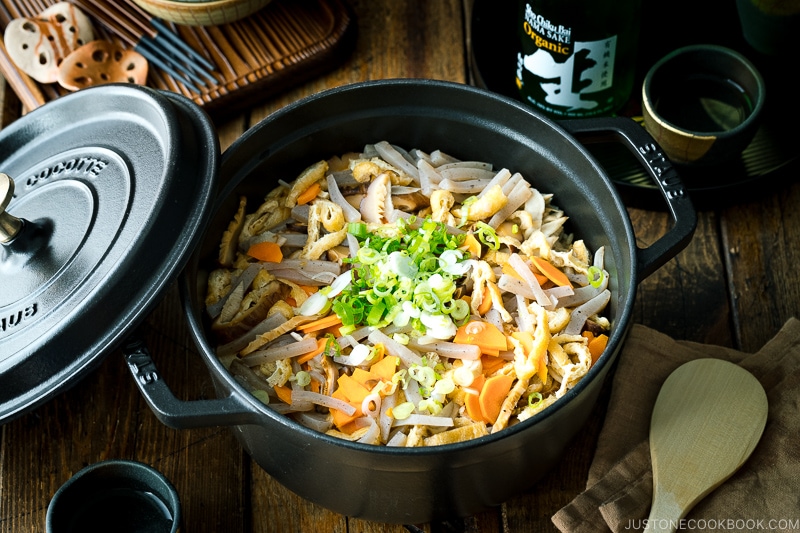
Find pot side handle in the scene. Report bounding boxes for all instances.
[122,334,263,429]
[560,117,697,282]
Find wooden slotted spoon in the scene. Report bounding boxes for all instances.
[644,358,768,533]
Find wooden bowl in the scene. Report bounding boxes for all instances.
[131,0,272,26]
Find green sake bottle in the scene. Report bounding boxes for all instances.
[515,0,642,118]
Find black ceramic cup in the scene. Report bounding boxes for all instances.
[46,459,181,533]
[642,44,765,166]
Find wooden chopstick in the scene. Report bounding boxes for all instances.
[0,0,332,112]
[0,0,203,102]
[0,38,46,111]
[107,0,154,38]
[0,0,66,106]
[69,0,215,92]
[71,0,140,46]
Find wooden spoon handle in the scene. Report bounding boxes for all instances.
[643,494,680,533]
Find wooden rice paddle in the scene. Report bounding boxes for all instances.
[644,358,768,533]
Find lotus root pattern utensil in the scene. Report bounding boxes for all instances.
[644,358,768,533]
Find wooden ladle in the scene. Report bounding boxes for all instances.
[644,358,768,533]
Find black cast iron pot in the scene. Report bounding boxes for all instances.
[123,79,696,524]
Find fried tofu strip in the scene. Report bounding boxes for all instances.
[423,422,489,446]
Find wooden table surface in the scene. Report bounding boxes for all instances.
[1,0,797,531]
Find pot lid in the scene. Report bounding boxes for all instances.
[0,84,219,424]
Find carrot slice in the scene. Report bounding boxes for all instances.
[296,182,321,205]
[454,321,508,354]
[531,256,571,287]
[479,374,514,424]
[503,262,549,287]
[321,324,342,337]
[298,285,318,296]
[296,337,328,364]
[459,233,482,258]
[465,391,486,423]
[464,374,487,422]
[481,354,507,376]
[296,314,343,333]
[246,241,283,263]
[477,285,493,315]
[331,389,362,429]
[336,374,371,403]
[351,368,374,387]
[336,418,365,435]
[273,384,293,405]
[369,354,398,383]
[587,334,608,364]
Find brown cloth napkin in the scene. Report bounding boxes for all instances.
[553,318,800,533]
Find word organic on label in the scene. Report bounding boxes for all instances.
[516,4,619,118]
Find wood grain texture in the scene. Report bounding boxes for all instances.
[0,0,357,119]
[247,0,467,127]
[722,181,800,352]
[628,208,734,347]
[645,359,767,533]
[0,64,24,122]
[0,285,248,532]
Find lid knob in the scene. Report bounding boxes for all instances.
[1,173,24,243]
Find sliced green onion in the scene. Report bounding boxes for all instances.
[357,247,381,265]
[298,291,331,316]
[392,401,415,420]
[460,196,477,226]
[448,298,470,320]
[372,280,395,298]
[366,301,386,326]
[349,344,371,366]
[330,217,473,335]
[418,398,442,415]
[429,273,455,297]
[339,323,357,336]
[387,251,418,279]
[393,332,410,345]
[433,376,455,396]
[453,365,477,387]
[392,369,408,389]
[475,222,501,250]
[409,365,437,389]
[324,333,341,357]
[588,266,605,288]
[347,221,369,239]
[528,392,543,409]
[365,290,383,305]
[414,291,440,313]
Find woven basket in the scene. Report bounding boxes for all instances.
[131,0,272,26]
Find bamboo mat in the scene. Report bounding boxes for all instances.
[0,0,356,118]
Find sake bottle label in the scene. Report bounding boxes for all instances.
[516,2,631,118]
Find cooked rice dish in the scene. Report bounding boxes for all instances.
[206,141,611,446]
